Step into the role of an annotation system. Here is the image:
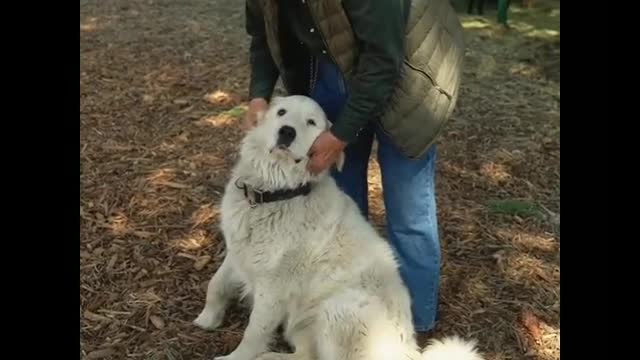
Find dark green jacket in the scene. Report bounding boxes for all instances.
[246,0,464,159]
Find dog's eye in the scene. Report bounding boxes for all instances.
[307,119,316,126]
[277,109,287,116]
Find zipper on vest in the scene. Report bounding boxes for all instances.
[305,3,342,74]
[404,60,453,101]
[309,55,318,95]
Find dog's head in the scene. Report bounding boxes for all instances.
[256,95,331,162]
[240,96,343,187]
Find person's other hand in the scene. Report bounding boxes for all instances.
[307,131,347,174]
[242,98,269,131]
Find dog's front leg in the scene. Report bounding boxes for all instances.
[194,256,237,330]
[215,285,284,360]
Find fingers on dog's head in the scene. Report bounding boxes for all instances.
[255,110,266,125]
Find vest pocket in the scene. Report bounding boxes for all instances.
[375,61,455,159]
[403,60,452,101]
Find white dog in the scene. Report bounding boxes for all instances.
[194,95,484,360]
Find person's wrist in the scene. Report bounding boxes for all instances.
[329,128,349,148]
[249,97,268,108]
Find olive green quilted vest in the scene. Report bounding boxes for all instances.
[260,0,464,159]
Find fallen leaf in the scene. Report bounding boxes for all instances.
[150,315,165,329]
[203,90,238,105]
[225,105,246,118]
[173,99,189,105]
[521,311,542,342]
[132,230,155,239]
[492,250,506,262]
[177,252,198,260]
[107,254,118,271]
[176,131,190,142]
[134,269,148,281]
[177,333,200,342]
[178,105,196,113]
[536,270,553,282]
[228,321,242,330]
[84,310,111,323]
[194,255,211,271]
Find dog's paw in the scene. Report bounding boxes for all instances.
[193,308,224,330]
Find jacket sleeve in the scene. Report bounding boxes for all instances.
[246,1,280,101]
[330,0,407,143]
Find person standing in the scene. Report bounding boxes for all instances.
[242,0,464,336]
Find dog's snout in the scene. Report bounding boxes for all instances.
[277,125,296,147]
[279,126,296,140]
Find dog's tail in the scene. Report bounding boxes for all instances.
[420,336,484,360]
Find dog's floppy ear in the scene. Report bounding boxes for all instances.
[270,96,285,108]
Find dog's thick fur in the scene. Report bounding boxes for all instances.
[194,96,483,360]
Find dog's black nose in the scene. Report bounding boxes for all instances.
[277,125,296,147]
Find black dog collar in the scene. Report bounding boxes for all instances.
[235,179,312,206]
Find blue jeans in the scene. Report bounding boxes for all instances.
[311,59,440,332]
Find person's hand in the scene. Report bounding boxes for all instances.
[307,131,347,174]
[242,98,269,131]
